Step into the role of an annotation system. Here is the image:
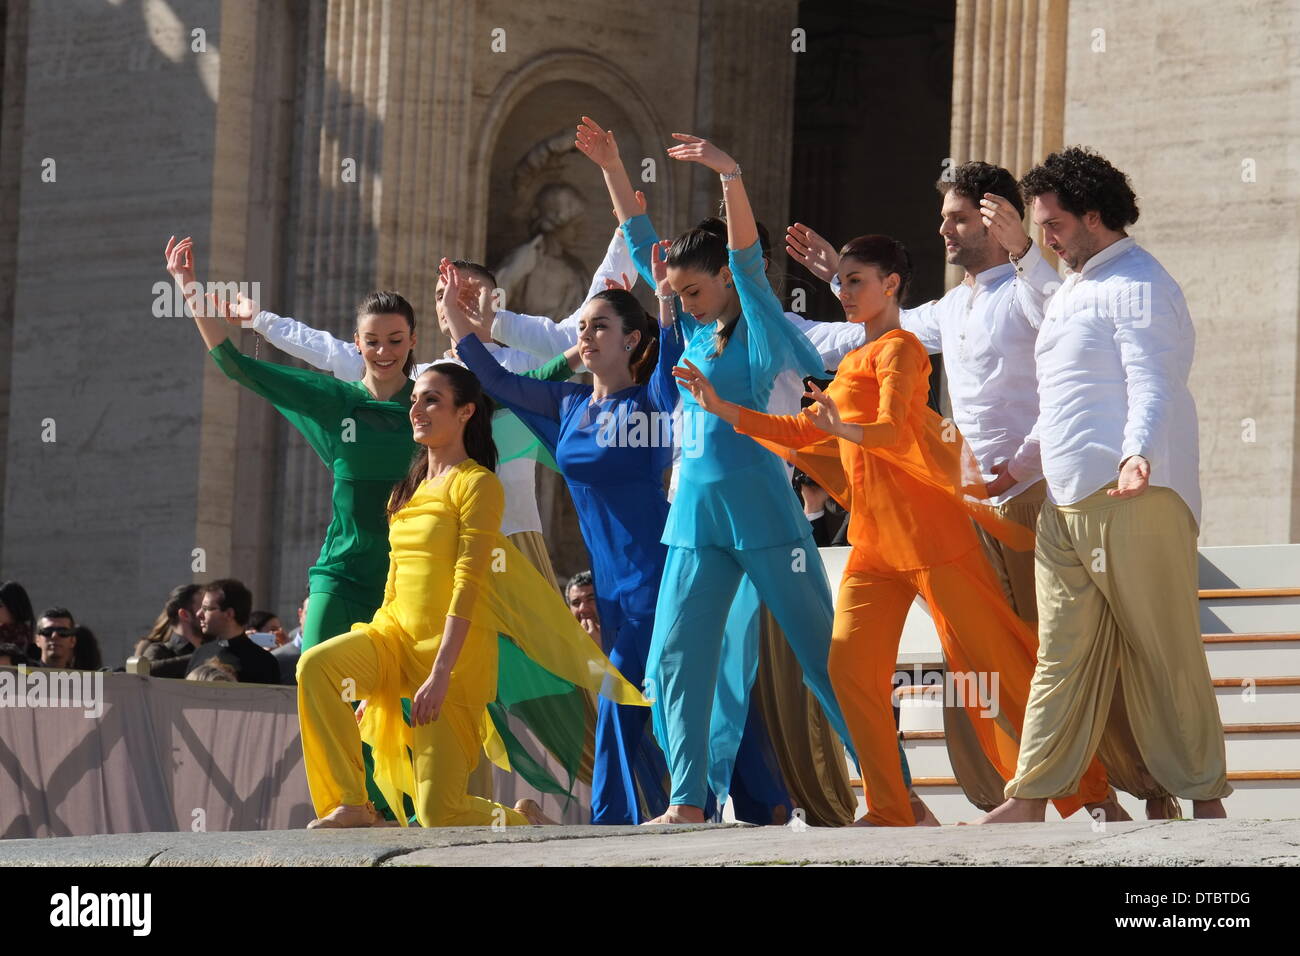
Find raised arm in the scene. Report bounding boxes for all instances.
[666,139,822,381]
[250,311,366,381]
[647,239,686,413]
[575,116,643,228]
[165,237,347,416]
[165,235,227,351]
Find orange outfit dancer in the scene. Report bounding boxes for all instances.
[677,235,1112,826]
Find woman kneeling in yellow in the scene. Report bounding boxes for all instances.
[298,362,646,828]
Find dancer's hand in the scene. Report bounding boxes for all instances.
[164,235,197,290]
[804,381,845,436]
[603,272,634,292]
[650,240,673,297]
[438,258,479,338]
[1109,455,1150,498]
[981,193,1032,258]
[412,667,451,725]
[666,134,737,175]
[786,223,839,283]
[672,358,723,413]
[575,115,622,169]
[984,459,1017,498]
[614,190,647,222]
[204,290,258,327]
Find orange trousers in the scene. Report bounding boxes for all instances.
[830,546,1111,825]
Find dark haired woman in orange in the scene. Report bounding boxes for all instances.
[675,235,1123,826]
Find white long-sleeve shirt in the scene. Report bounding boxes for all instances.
[900,248,1059,505]
[1026,236,1201,523]
[249,310,547,536]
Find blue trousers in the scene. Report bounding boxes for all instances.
[590,608,668,824]
[648,532,857,809]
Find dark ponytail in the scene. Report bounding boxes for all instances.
[590,289,660,385]
[387,363,498,518]
[356,290,418,376]
[838,235,913,304]
[667,217,737,358]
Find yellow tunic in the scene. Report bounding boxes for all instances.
[297,459,645,826]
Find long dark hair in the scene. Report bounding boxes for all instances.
[589,289,659,385]
[838,234,913,305]
[667,217,739,359]
[356,291,418,376]
[388,363,497,518]
[0,581,35,646]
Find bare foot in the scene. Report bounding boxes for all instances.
[1193,798,1227,819]
[1084,787,1133,823]
[307,802,396,829]
[1146,796,1183,820]
[968,797,1048,824]
[514,798,557,825]
[910,791,941,826]
[642,804,706,825]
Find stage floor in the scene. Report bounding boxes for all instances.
[1,818,1296,867]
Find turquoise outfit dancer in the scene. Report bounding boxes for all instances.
[443,261,680,824]
[622,134,906,818]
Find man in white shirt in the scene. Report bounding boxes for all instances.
[977,147,1230,823]
[791,165,1138,819]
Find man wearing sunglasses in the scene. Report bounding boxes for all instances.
[35,608,78,669]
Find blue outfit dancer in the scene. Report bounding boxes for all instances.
[446,267,681,825]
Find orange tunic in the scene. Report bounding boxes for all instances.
[735,329,1107,823]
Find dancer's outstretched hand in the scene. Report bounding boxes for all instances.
[576,115,621,169]
[786,223,839,283]
[665,134,736,175]
[650,240,673,296]
[204,290,258,327]
[164,235,196,290]
[603,272,634,292]
[438,258,478,333]
[804,381,844,435]
[411,668,451,725]
[981,193,1032,258]
[672,358,722,413]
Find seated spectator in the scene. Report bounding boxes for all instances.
[284,592,309,649]
[0,581,39,664]
[246,610,286,649]
[186,661,237,683]
[270,593,307,686]
[564,570,601,647]
[187,579,280,684]
[133,584,205,663]
[35,609,79,669]
[0,643,23,667]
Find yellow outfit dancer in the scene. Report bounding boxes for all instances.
[298,459,644,826]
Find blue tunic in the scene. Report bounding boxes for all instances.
[456,324,685,823]
[619,215,826,549]
[456,328,683,624]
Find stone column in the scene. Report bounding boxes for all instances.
[269,0,478,610]
[947,0,1067,283]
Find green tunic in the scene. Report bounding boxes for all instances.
[209,340,575,609]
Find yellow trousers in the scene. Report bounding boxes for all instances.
[1006,486,1231,802]
[297,628,528,826]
